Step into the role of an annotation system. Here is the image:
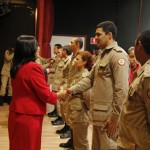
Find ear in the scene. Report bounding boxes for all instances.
[76,42,80,48]
[83,60,87,66]
[108,32,113,39]
[135,41,143,51]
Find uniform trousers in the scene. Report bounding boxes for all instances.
[117,147,126,150]
[8,111,44,150]
[70,122,89,150]
[0,75,12,96]
[92,125,110,150]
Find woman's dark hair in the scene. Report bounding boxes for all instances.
[78,51,92,71]
[136,29,150,56]
[10,35,38,78]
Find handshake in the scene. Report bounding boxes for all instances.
[57,88,73,103]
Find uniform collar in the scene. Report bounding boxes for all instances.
[101,41,118,54]
[103,41,118,51]
[136,59,150,76]
[64,56,71,63]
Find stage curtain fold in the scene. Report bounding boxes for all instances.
[36,0,54,58]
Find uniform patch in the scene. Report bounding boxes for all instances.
[147,89,150,99]
[118,58,125,66]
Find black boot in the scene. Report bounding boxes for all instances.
[51,116,64,125]
[60,125,71,139]
[56,123,70,134]
[0,96,4,106]
[47,106,58,117]
[59,138,73,148]
[7,96,12,105]
[60,129,71,139]
[59,129,74,148]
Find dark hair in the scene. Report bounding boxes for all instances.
[96,21,117,40]
[10,35,38,78]
[63,45,72,55]
[136,30,150,56]
[75,37,83,49]
[78,51,92,71]
[54,44,62,49]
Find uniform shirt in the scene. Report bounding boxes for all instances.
[9,62,57,115]
[35,55,51,69]
[118,59,150,149]
[47,56,61,85]
[64,68,89,125]
[52,56,71,92]
[62,53,79,89]
[70,42,129,126]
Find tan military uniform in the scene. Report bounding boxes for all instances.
[117,59,150,150]
[52,56,71,116]
[47,56,61,86]
[0,50,14,96]
[52,56,71,92]
[35,55,51,69]
[64,68,90,150]
[70,42,129,150]
[60,54,78,121]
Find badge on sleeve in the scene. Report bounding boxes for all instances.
[147,89,150,99]
[118,58,125,66]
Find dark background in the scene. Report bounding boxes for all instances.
[0,0,150,71]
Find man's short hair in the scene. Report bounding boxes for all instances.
[63,45,72,55]
[54,44,62,49]
[137,29,150,56]
[75,37,83,49]
[96,21,117,40]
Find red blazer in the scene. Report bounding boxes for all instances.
[9,61,57,115]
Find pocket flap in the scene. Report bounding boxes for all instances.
[70,105,82,111]
[117,136,136,150]
[93,104,108,111]
[99,62,107,67]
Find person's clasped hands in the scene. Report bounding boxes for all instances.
[57,88,72,103]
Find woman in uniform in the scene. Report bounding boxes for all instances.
[63,51,92,150]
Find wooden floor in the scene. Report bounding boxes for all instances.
[0,104,92,150]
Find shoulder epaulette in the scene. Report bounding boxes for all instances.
[113,48,122,52]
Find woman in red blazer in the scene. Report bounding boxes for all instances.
[8,35,59,150]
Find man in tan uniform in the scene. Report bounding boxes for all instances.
[47,44,62,117]
[117,30,150,150]
[59,37,83,149]
[52,46,72,128]
[67,21,129,150]
[0,48,14,106]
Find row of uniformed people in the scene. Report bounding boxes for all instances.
[58,21,129,150]
[35,39,92,150]
[51,38,92,150]
[3,21,150,150]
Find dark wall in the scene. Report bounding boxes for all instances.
[53,0,150,52]
[0,0,150,71]
[53,0,117,52]
[0,3,35,72]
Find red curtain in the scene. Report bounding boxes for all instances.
[36,0,54,58]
